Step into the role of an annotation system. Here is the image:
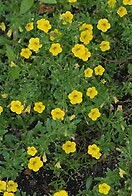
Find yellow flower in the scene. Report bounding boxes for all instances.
[79,23,93,32]
[0,22,6,31]
[60,11,73,25]
[108,0,116,8]
[117,6,127,17]
[119,168,126,178]
[100,41,110,52]
[123,0,132,5]
[33,102,45,113]
[80,30,93,45]
[97,19,111,32]
[3,192,14,196]
[7,180,18,193]
[49,43,62,56]
[68,0,77,2]
[0,180,6,192]
[50,29,61,41]
[81,47,91,61]
[94,65,105,76]
[98,183,111,195]
[54,190,69,196]
[37,18,51,33]
[28,156,43,172]
[25,22,34,31]
[28,37,42,52]
[62,141,76,154]
[10,100,24,115]
[20,48,32,59]
[0,106,3,114]
[27,146,37,156]
[51,108,65,120]
[88,108,101,121]
[68,90,83,104]
[72,44,85,58]
[84,68,93,78]
[86,87,98,99]
[88,144,102,159]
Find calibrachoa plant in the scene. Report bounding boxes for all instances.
[0,0,132,195]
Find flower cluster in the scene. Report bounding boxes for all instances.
[0,180,18,196]
[79,23,93,45]
[107,0,130,17]
[72,43,91,61]
[20,18,52,58]
[84,65,105,78]
[9,101,45,115]
[27,146,43,172]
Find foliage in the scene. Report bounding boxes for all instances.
[0,0,132,195]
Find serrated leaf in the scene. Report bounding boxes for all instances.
[40,0,57,4]
[20,0,34,14]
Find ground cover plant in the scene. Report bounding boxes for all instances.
[0,0,132,195]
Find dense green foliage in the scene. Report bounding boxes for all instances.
[0,0,132,195]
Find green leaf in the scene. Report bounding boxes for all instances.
[128,64,132,75]
[10,67,21,79]
[86,176,92,190]
[4,134,18,146]
[39,0,57,4]
[0,129,8,138]
[20,0,34,14]
[6,45,16,61]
